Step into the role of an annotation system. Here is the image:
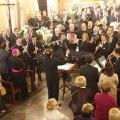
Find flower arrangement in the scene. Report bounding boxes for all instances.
[19,29,24,37]
[36,27,52,46]
[40,27,49,34]
[36,29,43,41]
[19,26,28,37]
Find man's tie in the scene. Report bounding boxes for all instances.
[33,42,36,47]
[109,36,113,43]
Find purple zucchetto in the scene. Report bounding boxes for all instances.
[12,48,18,55]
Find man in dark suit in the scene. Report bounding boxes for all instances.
[28,35,43,80]
[0,31,9,46]
[0,42,11,80]
[58,32,69,55]
[107,26,118,53]
[22,33,31,46]
[113,47,120,88]
[79,54,99,95]
[10,28,20,48]
[95,33,110,59]
[27,27,37,39]
[6,27,12,43]
[40,49,68,101]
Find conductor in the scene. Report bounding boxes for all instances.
[40,49,69,101]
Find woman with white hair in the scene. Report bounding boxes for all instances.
[45,98,69,120]
[70,76,94,116]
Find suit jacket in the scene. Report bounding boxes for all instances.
[10,33,18,48]
[58,39,69,55]
[114,57,120,88]
[0,49,11,73]
[95,41,110,59]
[22,39,31,46]
[40,56,66,82]
[28,41,43,58]
[79,64,99,95]
[107,35,118,53]
[27,31,37,38]
[0,37,9,45]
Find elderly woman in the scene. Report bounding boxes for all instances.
[109,108,120,120]
[94,80,118,120]
[74,103,95,120]
[70,76,94,116]
[9,48,28,99]
[45,98,69,120]
[98,61,118,100]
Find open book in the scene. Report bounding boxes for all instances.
[58,63,74,71]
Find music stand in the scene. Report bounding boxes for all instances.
[58,63,76,100]
[91,60,102,72]
[98,56,107,68]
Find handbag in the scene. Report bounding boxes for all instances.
[68,100,80,114]
[1,87,6,96]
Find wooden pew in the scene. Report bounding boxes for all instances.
[1,80,21,109]
[26,70,37,94]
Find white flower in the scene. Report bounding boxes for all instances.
[24,25,28,34]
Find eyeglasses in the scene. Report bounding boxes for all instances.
[55,103,61,107]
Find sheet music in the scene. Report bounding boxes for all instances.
[98,56,107,68]
[58,63,74,70]
[91,61,102,72]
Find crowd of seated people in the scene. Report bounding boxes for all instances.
[0,3,120,119]
[45,79,119,120]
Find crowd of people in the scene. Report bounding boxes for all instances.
[0,2,120,119]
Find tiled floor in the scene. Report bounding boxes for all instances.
[1,67,79,120]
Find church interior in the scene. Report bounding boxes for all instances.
[0,0,120,120]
